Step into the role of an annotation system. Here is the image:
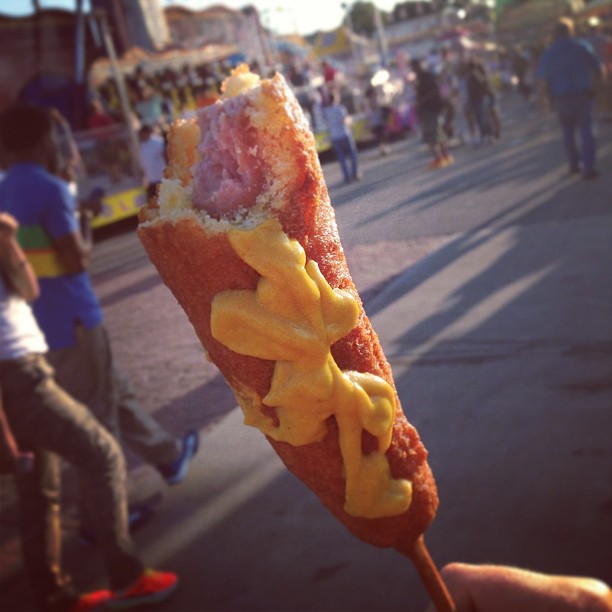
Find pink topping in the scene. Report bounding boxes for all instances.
[192,97,265,216]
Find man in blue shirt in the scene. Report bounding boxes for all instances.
[537,17,605,179]
[321,90,362,184]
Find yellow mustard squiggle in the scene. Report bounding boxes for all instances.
[211,218,412,518]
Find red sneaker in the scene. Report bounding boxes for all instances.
[427,158,445,170]
[70,589,112,612]
[108,569,178,609]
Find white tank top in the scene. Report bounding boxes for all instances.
[0,274,48,360]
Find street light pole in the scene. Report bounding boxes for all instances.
[341,1,360,73]
[373,4,389,66]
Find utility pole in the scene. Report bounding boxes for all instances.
[94,8,142,179]
[75,0,85,83]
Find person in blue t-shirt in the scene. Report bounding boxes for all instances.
[537,17,605,180]
[0,104,199,539]
[321,89,362,184]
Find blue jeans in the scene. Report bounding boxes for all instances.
[331,135,359,182]
[554,93,596,174]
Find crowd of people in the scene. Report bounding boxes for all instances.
[313,15,608,178]
[0,12,611,612]
[77,11,610,189]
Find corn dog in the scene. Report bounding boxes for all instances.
[138,66,439,560]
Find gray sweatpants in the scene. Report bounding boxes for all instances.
[47,323,180,466]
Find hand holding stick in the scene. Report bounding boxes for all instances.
[406,536,456,612]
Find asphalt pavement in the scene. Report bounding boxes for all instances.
[1,95,611,612]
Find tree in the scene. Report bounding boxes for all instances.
[347,1,379,38]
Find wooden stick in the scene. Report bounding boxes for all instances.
[407,536,456,612]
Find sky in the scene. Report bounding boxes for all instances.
[0,0,402,36]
